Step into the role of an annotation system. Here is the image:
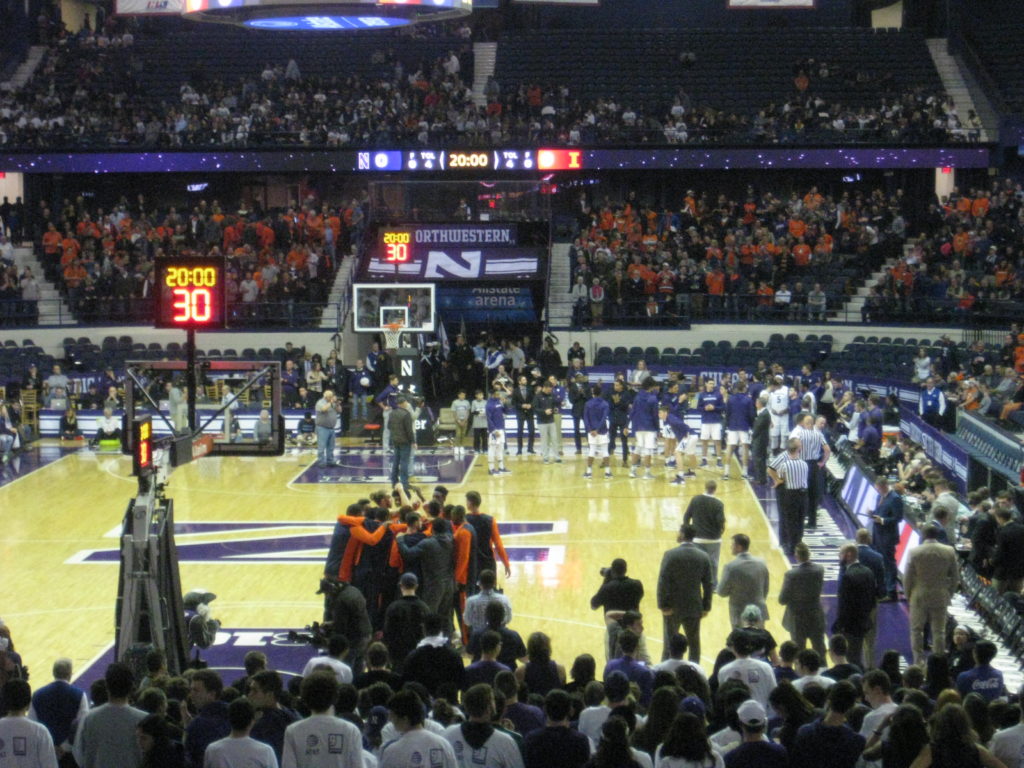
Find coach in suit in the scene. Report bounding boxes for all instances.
[834,543,877,670]
[854,528,887,668]
[750,394,771,483]
[657,523,714,663]
[511,375,536,455]
[871,478,903,601]
[717,533,770,628]
[904,523,960,665]
[991,506,1024,593]
[778,542,826,657]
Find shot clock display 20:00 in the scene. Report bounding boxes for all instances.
[154,257,227,329]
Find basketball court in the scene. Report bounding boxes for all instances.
[4,441,804,684]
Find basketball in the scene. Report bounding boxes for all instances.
[360,376,371,387]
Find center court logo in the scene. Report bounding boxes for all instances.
[67,520,567,565]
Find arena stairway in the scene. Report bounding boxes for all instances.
[471,42,497,108]
[841,241,917,321]
[926,38,996,142]
[0,45,47,92]
[545,242,574,327]
[13,245,72,326]
[319,253,358,331]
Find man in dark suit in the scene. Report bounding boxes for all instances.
[853,528,886,668]
[511,375,536,456]
[778,542,826,657]
[833,543,877,671]
[682,479,726,588]
[991,507,1024,593]
[657,524,713,663]
[871,478,903,601]
[718,533,770,628]
[750,393,771,484]
[568,373,589,455]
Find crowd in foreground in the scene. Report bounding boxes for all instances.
[3,326,1024,766]
[2,451,1023,768]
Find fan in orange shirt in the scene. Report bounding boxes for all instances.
[286,247,307,271]
[61,231,81,260]
[42,224,62,258]
[971,196,990,218]
[802,187,823,211]
[705,268,725,296]
[792,239,812,268]
[63,261,87,290]
[788,217,807,239]
[952,228,969,255]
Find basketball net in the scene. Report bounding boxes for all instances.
[383,322,405,351]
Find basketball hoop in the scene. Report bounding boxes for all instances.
[382,322,405,351]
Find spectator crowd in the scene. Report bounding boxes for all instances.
[0,18,985,151]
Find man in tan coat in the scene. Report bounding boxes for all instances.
[904,522,960,664]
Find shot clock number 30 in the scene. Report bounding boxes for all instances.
[154,258,227,329]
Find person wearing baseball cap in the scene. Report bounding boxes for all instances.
[725,699,788,767]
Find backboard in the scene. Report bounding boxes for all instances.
[353,283,435,333]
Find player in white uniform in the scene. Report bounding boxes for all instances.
[379,690,456,768]
[282,672,365,768]
[767,375,791,454]
[443,685,523,768]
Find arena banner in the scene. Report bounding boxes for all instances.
[437,285,536,324]
[366,247,544,280]
[115,0,184,14]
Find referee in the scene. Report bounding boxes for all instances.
[769,438,809,557]
[789,412,830,529]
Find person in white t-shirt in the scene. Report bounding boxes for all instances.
[204,697,278,768]
[443,684,523,768]
[716,631,776,709]
[0,679,58,768]
[858,669,898,740]
[379,690,456,768]
[282,671,364,768]
[652,635,706,680]
[990,686,1024,768]
[791,649,835,694]
[300,635,353,684]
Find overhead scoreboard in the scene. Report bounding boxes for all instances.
[357,148,583,172]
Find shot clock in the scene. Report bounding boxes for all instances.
[132,415,153,477]
[154,257,226,329]
[381,230,412,263]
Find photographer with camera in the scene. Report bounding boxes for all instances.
[314,390,341,468]
[590,558,644,664]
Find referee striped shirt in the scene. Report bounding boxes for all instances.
[770,453,809,489]
[789,425,827,461]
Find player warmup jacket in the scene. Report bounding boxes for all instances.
[583,396,610,434]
